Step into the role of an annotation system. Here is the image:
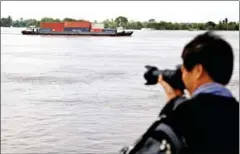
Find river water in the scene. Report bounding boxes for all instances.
[1,28,239,153]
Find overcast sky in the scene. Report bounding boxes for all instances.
[1,1,239,22]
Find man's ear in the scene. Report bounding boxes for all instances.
[181,65,184,72]
[194,64,204,80]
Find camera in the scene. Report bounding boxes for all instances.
[144,64,185,92]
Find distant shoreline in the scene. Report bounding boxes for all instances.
[1,16,239,31]
[1,27,238,32]
[1,27,239,32]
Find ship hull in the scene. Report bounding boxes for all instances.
[21,30,133,36]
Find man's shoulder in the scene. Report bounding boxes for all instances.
[163,94,239,115]
[186,93,239,107]
[179,93,238,105]
[159,96,190,117]
[173,94,239,117]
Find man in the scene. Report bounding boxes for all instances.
[120,31,239,154]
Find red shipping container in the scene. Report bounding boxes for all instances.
[91,28,103,32]
[64,21,91,28]
[40,22,64,32]
[51,28,64,32]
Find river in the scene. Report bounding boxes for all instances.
[1,28,239,153]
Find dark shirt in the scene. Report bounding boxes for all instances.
[160,94,239,154]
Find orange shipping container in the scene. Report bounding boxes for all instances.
[40,22,64,32]
[64,21,91,28]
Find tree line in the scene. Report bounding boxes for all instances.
[1,15,239,31]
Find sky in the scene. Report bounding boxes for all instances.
[1,1,239,23]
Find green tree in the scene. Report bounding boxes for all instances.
[115,16,128,27]
[63,18,76,21]
[216,20,225,30]
[227,22,239,31]
[148,19,155,23]
[127,21,143,29]
[1,16,12,27]
[103,19,117,28]
[25,19,38,27]
[40,17,60,22]
[205,21,216,30]
[1,18,8,27]
[7,16,13,26]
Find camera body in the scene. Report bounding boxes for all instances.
[144,65,185,92]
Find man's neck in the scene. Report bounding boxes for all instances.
[190,80,214,96]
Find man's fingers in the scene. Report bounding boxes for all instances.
[158,75,174,92]
[160,80,170,90]
[158,75,165,85]
[158,75,183,102]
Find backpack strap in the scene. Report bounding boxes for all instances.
[119,96,188,154]
[119,116,186,154]
[155,123,185,154]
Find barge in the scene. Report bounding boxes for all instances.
[21,21,133,37]
[21,29,133,36]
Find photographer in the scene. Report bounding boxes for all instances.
[120,32,239,154]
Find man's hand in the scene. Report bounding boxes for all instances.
[158,75,183,102]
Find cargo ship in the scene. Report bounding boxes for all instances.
[21,21,133,36]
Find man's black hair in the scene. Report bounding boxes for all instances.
[181,31,234,85]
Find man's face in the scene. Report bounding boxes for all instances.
[181,65,196,95]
